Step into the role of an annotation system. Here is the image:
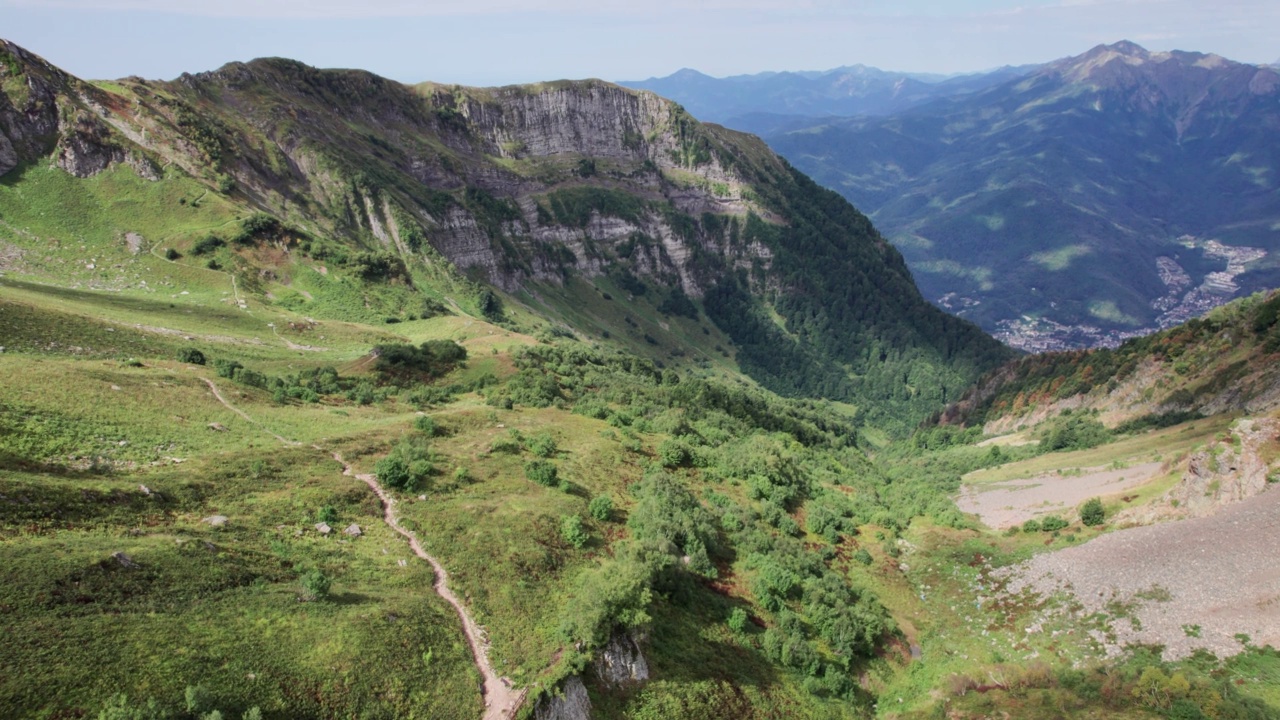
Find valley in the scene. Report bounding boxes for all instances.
[749,42,1280,351]
[1,35,1278,720]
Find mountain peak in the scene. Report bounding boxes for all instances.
[1105,39,1149,57]
[669,67,712,80]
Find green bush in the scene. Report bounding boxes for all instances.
[414,415,440,437]
[376,436,435,492]
[524,460,559,488]
[658,438,690,468]
[1022,518,1042,532]
[191,234,225,255]
[588,495,614,522]
[526,431,558,458]
[373,340,467,384]
[560,514,589,549]
[1042,414,1112,452]
[177,348,206,365]
[300,569,331,601]
[727,607,748,633]
[853,548,873,566]
[1080,497,1105,526]
[1040,515,1069,532]
[213,358,242,378]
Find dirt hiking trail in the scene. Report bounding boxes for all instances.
[198,375,523,718]
[333,453,526,719]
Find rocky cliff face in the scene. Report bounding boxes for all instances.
[593,630,649,686]
[1119,417,1279,525]
[533,676,591,720]
[0,40,159,180]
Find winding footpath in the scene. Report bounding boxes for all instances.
[197,376,524,718]
[331,453,527,720]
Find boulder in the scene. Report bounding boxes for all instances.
[315,522,332,535]
[343,523,362,537]
[112,552,139,569]
[534,675,591,720]
[202,515,228,527]
[594,631,649,686]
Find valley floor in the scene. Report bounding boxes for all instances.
[1004,482,1280,659]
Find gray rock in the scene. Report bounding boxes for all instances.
[343,523,362,537]
[112,552,139,568]
[315,522,332,535]
[534,675,591,720]
[0,132,16,178]
[594,631,649,686]
[202,515,228,527]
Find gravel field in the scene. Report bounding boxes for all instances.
[1002,486,1280,659]
[957,462,1163,529]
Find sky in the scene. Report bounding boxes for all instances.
[1,0,1277,86]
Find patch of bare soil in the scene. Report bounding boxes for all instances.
[957,462,1163,529]
[1002,486,1280,659]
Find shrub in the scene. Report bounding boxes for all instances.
[414,415,440,437]
[191,234,225,255]
[232,213,285,246]
[589,495,614,522]
[176,348,206,365]
[853,548,873,566]
[727,607,748,633]
[300,569,331,601]
[561,514,589,549]
[163,247,180,260]
[526,431,558,458]
[185,685,212,714]
[1040,515,1069,532]
[524,460,559,488]
[658,438,690,468]
[1080,497,1105,526]
[376,437,435,492]
[1022,518,1041,532]
[213,358,243,378]
[373,340,467,384]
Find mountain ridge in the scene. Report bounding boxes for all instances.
[765,40,1280,350]
[619,61,1040,130]
[0,38,1010,431]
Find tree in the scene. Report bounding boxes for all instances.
[1080,497,1105,526]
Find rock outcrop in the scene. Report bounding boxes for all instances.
[1118,417,1279,524]
[533,675,590,720]
[593,631,649,687]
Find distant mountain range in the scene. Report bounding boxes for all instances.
[755,42,1280,350]
[620,63,1039,134]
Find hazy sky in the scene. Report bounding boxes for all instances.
[2,0,1277,85]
